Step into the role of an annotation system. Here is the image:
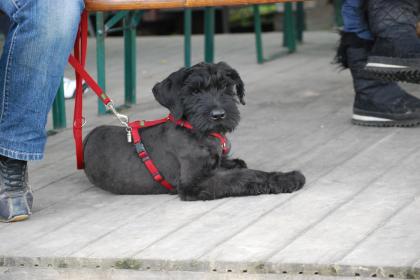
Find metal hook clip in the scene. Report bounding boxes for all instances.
[106,100,130,129]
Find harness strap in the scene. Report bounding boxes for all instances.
[210,132,230,155]
[128,115,230,191]
[167,114,193,129]
[129,118,169,130]
[130,122,175,191]
[168,115,230,154]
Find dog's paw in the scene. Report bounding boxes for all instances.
[268,171,305,193]
[231,159,247,169]
[222,158,247,169]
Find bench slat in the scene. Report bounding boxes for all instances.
[85,0,304,12]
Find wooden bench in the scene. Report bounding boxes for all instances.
[85,0,304,11]
[51,0,306,129]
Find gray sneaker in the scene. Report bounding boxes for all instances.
[0,155,33,222]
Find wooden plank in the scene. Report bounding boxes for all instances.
[200,129,419,265]
[132,195,292,260]
[0,187,113,253]
[31,174,92,212]
[338,197,420,268]
[72,198,228,258]
[267,124,394,182]
[268,147,420,266]
[0,186,173,255]
[7,194,176,257]
[0,173,92,231]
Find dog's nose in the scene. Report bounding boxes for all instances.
[211,109,226,120]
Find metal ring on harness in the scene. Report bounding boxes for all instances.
[73,117,87,128]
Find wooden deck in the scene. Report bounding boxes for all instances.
[1,32,420,279]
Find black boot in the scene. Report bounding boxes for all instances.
[365,0,420,83]
[337,32,420,127]
[0,155,33,222]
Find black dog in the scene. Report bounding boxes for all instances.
[83,62,305,200]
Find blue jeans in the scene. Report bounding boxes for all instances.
[342,0,374,40]
[0,0,84,161]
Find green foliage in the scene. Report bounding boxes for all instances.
[229,5,277,27]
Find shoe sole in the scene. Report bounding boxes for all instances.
[366,57,420,84]
[352,114,420,127]
[0,214,29,223]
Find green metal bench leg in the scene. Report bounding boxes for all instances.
[204,7,215,63]
[52,79,66,129]
[96,12,107,115]
[296,2,305,43]
[253,5,264,64]
[124,12,136,105]
[184,9,192,67]
[334,0,343,27]
[283,3,296,53]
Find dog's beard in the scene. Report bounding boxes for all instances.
[183,97,240,134]
[187,112,239,134]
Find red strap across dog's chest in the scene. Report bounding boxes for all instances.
[167,114,230,154]
[129,120,175,191]
[210,132,230,155]
[129,114,230,191]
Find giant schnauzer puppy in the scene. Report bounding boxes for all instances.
[83,62,305,201]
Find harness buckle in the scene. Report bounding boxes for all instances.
[135,142,146,153]
[141,155,150,162]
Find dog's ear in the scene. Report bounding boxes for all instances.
[152,67,188,119]
[217,62,246,105]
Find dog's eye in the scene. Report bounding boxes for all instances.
[192,89,200,95]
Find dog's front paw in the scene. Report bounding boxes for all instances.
[221,158,247,169]
[231,159,247,169]
[268,171,305,193]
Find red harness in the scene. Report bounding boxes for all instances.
[129,115,230,191]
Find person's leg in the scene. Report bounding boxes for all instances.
[365,0,420,83]
[0,0,84,222]
[337,0,420,127]
[342,0,373,41]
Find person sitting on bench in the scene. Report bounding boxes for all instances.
[0,0,84,222]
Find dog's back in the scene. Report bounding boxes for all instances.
[83,125,178,194]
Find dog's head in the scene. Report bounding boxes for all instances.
[152,62,245,134]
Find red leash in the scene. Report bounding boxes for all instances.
[69,11,113,169]
[68,11,229,191]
